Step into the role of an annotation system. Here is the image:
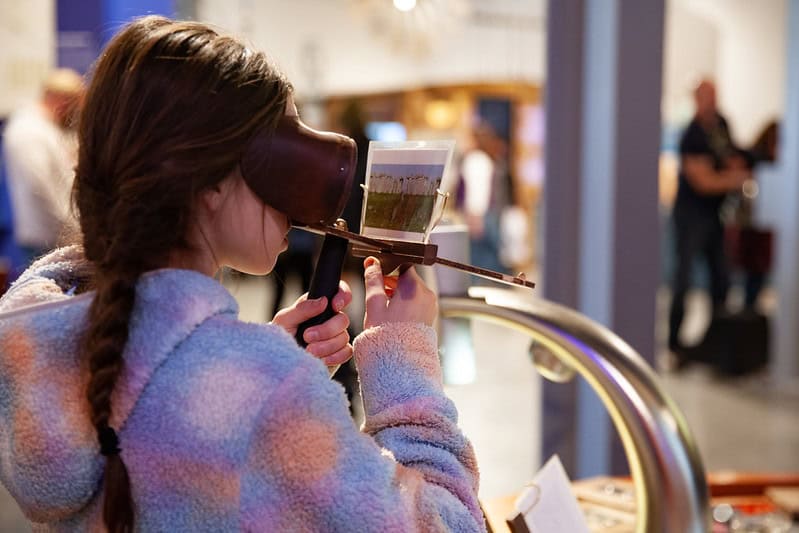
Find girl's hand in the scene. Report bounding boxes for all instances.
[272,281,353,366]
[363,257,437,330]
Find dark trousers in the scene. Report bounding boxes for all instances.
[668,211,729,350]
[745,272,765,310]
[270,250,314,318]
[469,210,505,275]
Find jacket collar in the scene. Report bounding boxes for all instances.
[110,268,239,428]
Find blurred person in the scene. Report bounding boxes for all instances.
[2,68,83,264]
[749,120,779,165]
[0,17,482,532]
[339,99,370,237]
[333,98,372,413]
[668,79,750,361]
[268,228,316,318]
[731,120,780,310]
[459,122,513,274]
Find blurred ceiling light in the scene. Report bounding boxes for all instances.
[352,0,471,56]
[424,99,458,129]
[393,0,417,12]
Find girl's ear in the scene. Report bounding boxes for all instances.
[200,173,235,214]
[200,183,224,213]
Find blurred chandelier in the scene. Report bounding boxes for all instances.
[351,0,472,56]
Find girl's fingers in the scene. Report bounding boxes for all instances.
[308,330,350,358]
[364,257,388,318]
[322,343,354,366]
[302,312,350,344]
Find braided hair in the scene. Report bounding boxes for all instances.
[73,16,290,531]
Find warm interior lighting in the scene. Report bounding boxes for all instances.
[393,0,417,12]
[424,99,457,129]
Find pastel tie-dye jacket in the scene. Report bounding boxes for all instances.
[0,247,484,531]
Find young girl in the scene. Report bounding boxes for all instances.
[0,16,483,533]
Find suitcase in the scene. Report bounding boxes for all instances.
[697,310,770,376]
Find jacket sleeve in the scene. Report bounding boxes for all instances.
[240,322,484,532]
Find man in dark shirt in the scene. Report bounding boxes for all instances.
[668,80,750,358]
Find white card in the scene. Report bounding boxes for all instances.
[513,455,591,533]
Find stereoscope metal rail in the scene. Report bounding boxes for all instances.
[439,288,709,533]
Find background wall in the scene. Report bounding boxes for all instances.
[193,0,546,99]
[0,0,56,117]
[1,0,787,145]
[663,0,787,147]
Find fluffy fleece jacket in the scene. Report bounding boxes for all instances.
[0,247,484,532]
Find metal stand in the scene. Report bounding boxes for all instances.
[439,287,709,533]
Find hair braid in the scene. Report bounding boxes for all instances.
[84,274,137,532]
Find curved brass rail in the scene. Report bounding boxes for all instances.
[440,288,709,533]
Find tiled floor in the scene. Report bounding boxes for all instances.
[1,276,796,528]
[655,287,799,475]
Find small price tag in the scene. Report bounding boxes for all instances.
[507,455,591,533]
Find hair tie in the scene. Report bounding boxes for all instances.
[99,426,121,456]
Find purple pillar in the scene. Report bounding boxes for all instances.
[57,0,176,74]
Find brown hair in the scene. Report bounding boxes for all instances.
[73,16,290,532]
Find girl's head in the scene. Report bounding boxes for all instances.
[75,15,293,276]
[74,16,292,531]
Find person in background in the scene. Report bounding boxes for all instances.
[749,120,779,165]
[459,122,512,274]
[333,99,372,412]
[734,120,780,310]
[2,68,83,264]
[339,99,370,238]
[0,17,482,532]
[268,228,317,318]
[668,79,750,362]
